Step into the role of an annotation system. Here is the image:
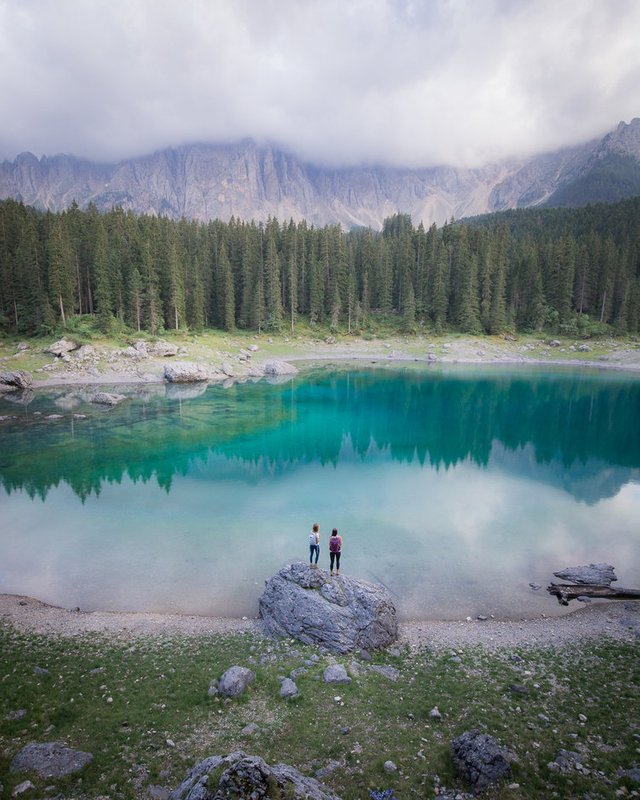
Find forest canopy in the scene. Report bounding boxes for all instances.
[0,196,639,337]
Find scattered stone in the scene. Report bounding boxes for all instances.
[165,738,176,748]
[358,649,372,662]
[578,713,587,723]
[10,742,93,778]
[45,338,78,357]
[452,730,513,793]
[220,361,235,377]
[323,664,351,685]
[324,336,336,344]
[383,760,397,774]
[369,665,400,682]
[280,678,299,699]
[529,583,542,590]
[617,767,640,783]
[578,344,592,352]
[263,360,299,376]
[240,722,260,737]
[290,666,307,679]
[92,392,127,406]
[248,344,259,352]
[32,666,49,675]
[5,709,27,721]
[207,680,218,697]
[147,786,171,800]
[548,339,561,347]
[217,666,255,698]
[509,684,529,696]
[259,561,398,653]
[163,362,210,383]
[547,749,582,773]
[75,344,95,359]
[12,780,35,796]
[0,370,33,391]
[315,760,342,780]
[44,414,63,420]
[429,706,442,721]
[340,726,350,735]
[388,647,401,657]
[168,751,341,800]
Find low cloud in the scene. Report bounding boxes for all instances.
[0,0,638,167]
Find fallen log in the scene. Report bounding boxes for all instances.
[547,583,640,606]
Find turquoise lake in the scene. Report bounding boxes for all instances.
[0,364,639,620]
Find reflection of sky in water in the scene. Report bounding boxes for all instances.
[1,366,639,619]
[1,442,639,620]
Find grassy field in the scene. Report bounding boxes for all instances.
[0,624,638,799]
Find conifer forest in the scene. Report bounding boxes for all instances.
[0,196,639,337]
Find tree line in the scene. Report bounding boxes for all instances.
[0,196,639,337]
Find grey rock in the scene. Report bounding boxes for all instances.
[147,786,171,800]
[315,760,342,779]
[207,680,218,697]
[548,339,561,347]
[323,664,351,685]
[369,665,400,682]
[75,344,95,359]
[10,742,93,778]
[240,722,260,737]
[150,341,179,357]
[617,767,640,783]
[165,382,208,401]
[263,360,299,376]
[220,361,235,377]
[280,678,299,698]
[259,561,398,653]
[12,780,35,796]
[547,749,581,773]
[218,666,255,698]
[452,729,513,793]
[578,344,592,352]
[5,709,27,721]
[32,666,49,675]
[383,760,397,773]
[508,684,529,696]
[429,706,442,721]
[168,751,341,800]
[164,362,210,383]
[0,370,33,391]
[45,338,78,357]
[553,563,617,586]
[388,647,401,657]
[91,392,127,406]
[289,666,307,679]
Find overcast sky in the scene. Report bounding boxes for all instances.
[0,0,639,168]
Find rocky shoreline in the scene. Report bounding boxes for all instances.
[1,333,640,394]
[2,592,638,651]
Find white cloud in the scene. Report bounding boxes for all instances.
[0,0,638,166]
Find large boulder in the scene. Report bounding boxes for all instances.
[259,561,397,653]
[169,751,341,800]
[263,360,299,376]
[45,338,78,357]
[164,362,210,383]
[91,392,127,406]
[553,563,617,586]
[451,730,513,794]
[10,742,93,778]
[0,370,33,392]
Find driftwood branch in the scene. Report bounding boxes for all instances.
[547,583,640,606]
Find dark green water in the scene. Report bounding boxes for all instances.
[1,365,639,619]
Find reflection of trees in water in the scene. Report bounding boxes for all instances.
[0,368,639,502]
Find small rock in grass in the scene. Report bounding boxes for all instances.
[280,678,299,699]
[509,684,529,696]
[12,780,35,797]
[323,664,351,684]
[165,739,175,748]
[383,760,397,773]
[32,666,49,675]
[207,680,218,697]
[429,706,442,721]
[218,666,255,698]
[369,664,400,682]
[5,709,26,721]
[240,722,260,737]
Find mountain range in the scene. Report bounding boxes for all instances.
[1,118,639,229]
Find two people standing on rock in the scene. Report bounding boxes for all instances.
[308,524,343,575]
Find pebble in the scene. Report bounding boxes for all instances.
[383,760,397,773]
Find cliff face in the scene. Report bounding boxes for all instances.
[1,119,639,228]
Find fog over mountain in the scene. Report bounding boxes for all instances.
[1,118,639,229]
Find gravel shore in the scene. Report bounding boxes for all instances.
[2,593,638,651]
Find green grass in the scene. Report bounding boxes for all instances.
[0,625,638,799]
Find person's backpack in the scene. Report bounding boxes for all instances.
[329,536,340,553]
[309,532,317,545]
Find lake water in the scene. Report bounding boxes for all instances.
[1,364,639,620]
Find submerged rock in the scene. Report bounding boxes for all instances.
[91,392,127,406]
[259,561,397,653]
[168,751,341,800]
